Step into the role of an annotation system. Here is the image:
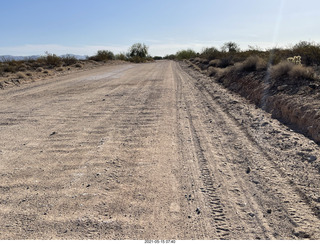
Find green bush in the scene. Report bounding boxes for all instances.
[115,52,127,61]
[176,49,197,60]
[201,47,221,60]
[89,50,115,62]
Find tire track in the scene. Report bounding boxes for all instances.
[175,70,231,239]
[177,61,320,239]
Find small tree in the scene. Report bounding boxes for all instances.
[221,42,240,53]
[129,43,149,58]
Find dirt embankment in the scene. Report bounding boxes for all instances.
[187,59,320,143]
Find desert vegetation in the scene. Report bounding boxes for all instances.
[180,40,320,143]
[174,40,320,84]
[0,42,157,89]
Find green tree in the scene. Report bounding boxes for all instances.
[129,43,149,58]
[221,42,240,53]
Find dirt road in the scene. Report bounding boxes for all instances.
[0,61,319,239]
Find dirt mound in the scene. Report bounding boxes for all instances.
[186,59,320,143]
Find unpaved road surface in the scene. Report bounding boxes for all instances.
[0,61,319,239]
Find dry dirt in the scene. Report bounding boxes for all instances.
[0,60,319,240]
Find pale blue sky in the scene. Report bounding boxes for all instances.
[1,0,319,56]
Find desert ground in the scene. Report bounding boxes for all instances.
[0,60,319,239]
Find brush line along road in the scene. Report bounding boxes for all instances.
[0,61,319,239]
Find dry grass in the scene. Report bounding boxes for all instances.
[207,66,223,77]
[56,67,64,72]
[16,72,26,79]
[270,61,315,80]
[288,65,315,79]
[269,61,295,78]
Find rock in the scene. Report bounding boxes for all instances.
[246,167,251,174]
[293,231,310,238]
[267,209,272,214]
[308,155,317,162]
[196,208,201,215]
[50,131,56,136]
[248,213,255,217]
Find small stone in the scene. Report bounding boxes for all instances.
[308,155,317,162]
[248,213,255,217]
[267,209,272,214]
[50,131,56,136]
[86,184,91,188]
[246,167,251,174]
[196,208,201,215]
[188,215,191,219]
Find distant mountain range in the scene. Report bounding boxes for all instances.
[0,54,87,61]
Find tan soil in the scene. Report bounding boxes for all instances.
[0,60,127,90]
[0,61,319,239]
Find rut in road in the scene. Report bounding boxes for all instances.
[0,61,319,239]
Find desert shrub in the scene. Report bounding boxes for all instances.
[288,65,315,80]
[26,72,32,76]
[115,52,127,61]
[56,67,64,72]
[37,52,62,67]
[153,56,163,60]
[201,47,221,60]
[218,56,234,68]
[16,72,26,79]
[36,67,44,72]
[75,63,83,68]
[163,54,176,60]
[235,56,267,72]
[89,50,115,62]
[3,63,17,72]
[207,66,223,77]
[269,61,295,78]
[61,55,77,66]
[18,67,27,72]
[209,59,221,67]
[292,41,320,66]
[129,56,144,63]
[176,49,197,60]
